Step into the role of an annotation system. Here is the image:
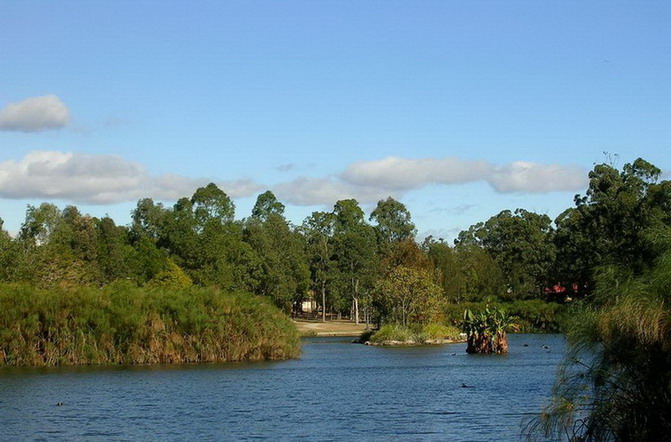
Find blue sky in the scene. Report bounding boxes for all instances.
[1,1,669,240]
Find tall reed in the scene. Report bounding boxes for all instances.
[0,283,300,366]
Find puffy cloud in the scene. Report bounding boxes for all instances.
[488,161,587,193]
[274,177,392,206]
[271,156,588,206]
[0,151,262,204]
[0,95,69,132]
[0,151,587,209]
[342,156,493,191]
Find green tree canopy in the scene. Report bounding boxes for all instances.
[458,209,555,299]
[251,190,285,220]
[373,265,442,326]
[554,158,671,295]
[370,197,416,245]
[301,211,336,321]
[331,199,377,322]
[191,182,235,226]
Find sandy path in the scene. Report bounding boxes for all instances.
[293,319,370,336]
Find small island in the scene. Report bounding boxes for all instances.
[360,323,464,346]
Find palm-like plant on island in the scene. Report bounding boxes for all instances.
[463,307,512,354]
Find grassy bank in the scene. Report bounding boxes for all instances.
[0,283,300,366]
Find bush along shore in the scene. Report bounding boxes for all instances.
[358,323,463,346]
[0,283,300,367]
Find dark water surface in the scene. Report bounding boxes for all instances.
[0,334,564,441]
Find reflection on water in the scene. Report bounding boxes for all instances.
[0,334,564,441]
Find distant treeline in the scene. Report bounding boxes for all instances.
[0,157,669,329]
[0,284,300,366]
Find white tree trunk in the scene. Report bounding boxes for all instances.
[354,297,359,325]
[321,282,326,323]
[353,278,360,325]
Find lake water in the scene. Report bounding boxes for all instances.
[0,334,564,441]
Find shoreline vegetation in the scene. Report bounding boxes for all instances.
[0,284,300,367]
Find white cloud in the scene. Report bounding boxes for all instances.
[0,152,588,209]
[341,156,493,191]
[489,161,587,193]
[0,95,69,132]
[0,151,262,204]
[271,156,588,206]
[274,177,393,206]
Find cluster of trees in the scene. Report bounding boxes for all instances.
[0,187,431,325]
[431,158,671,304]
[0,158,669,331]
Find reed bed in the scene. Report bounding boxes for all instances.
[0,283,300,366]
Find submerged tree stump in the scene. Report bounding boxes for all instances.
[494,332,508,354]
[466,334,493,354]
[465,333,508,354]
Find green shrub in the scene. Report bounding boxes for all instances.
[369,324,418,343]
[357,329,375,342]
[367,323,462,344]
[422,323,461,340]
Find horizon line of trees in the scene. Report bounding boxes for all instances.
[0,157,669,327]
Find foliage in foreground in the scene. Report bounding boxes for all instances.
[527,245,671,440]
[367,323,461,344]
[0,283,300,366]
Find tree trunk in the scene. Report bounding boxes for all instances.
[354,297,359,325]
[494,331,508,354]
[466,335,477,354]
[466,333,494,354]
[321,282,326,323]
[364,302,369,330]
[353,278,360,325]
